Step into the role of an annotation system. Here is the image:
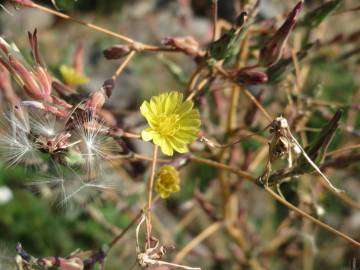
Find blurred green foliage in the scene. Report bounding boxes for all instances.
[0,1,360,269]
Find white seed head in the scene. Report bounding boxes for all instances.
[72,112,117,179]
[275,117,289,129]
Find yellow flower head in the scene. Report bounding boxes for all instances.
[155,165,180,199]
[140,91,201,156]
[60,65,89,87]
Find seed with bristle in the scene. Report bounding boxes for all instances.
[0,112,39,167]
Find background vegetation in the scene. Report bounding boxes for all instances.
[0,0,359,269]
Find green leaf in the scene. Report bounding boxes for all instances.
[157,55,187,85]
[266,42,313,83]
[299,0,342,28]
[208,28,237,60]
[294,110,342,173]
[208,25,248,61]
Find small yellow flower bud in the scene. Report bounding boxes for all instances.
[155,165,180,199]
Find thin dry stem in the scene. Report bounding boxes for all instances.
[30,2,164,51]
[187,64,203,93]
[211,0,218,41]
[146,144,159,248]
[189,156,254,180]
[242,88,273,122]
[32,3,134,43]
[265,187,360,248]
[114,153,360,210]
[174,221,223,263]
[107,210,143,253]
[215,66,273,122]
[189,156,360,247]
[186,77,210,101]
[326,144,360,157]
[289,133,344,193]
[111,51,136,81]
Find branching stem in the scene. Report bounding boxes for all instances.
[111,51,136,81]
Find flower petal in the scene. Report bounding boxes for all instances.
[141,128,154,141]
[176,100,193,116]
[180,118,201,128]
[164,91,182,114]
[140,101,150,116]
[160,138,174,156]
[169,139,189,153]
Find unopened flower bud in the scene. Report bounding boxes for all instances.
[244,89,265,126]
[11,0,34,7]
[1,34,53,102]
[51,95,72,109]
[34,66,52,99]
[266,42,315,83]
[161,36,202,57]
[235,11,248,28]
[233,68,268,85]
[8,55,44,100]
[52,80,77,96]
[46,106,69,118]
[259,1,303,67]
[0,63,19,105]
[85,89,107,110]
[102,79,114,98]
[28,29,43,67]
[103,45,130,60]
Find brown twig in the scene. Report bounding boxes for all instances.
[107,210,143,253]
[215,65,273,122]
[111,51,136,81]
[211,0,218,41]
[29,2,168,52]
[264,187,360,248]
[188,156,360,248]
[174,221,223,263]
[31,3,134,43]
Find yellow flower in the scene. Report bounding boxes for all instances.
[140,91,201,156]
[155,165,180,199]
[60,65,89,87]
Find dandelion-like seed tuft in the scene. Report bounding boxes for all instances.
[73,111,118,179]
[0,111,38,167]
[140,91,201,156]
[29,109,57,137]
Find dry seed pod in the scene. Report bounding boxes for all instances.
[259,1,303,67]
[233,68,268,85]
[103,45,131,60]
